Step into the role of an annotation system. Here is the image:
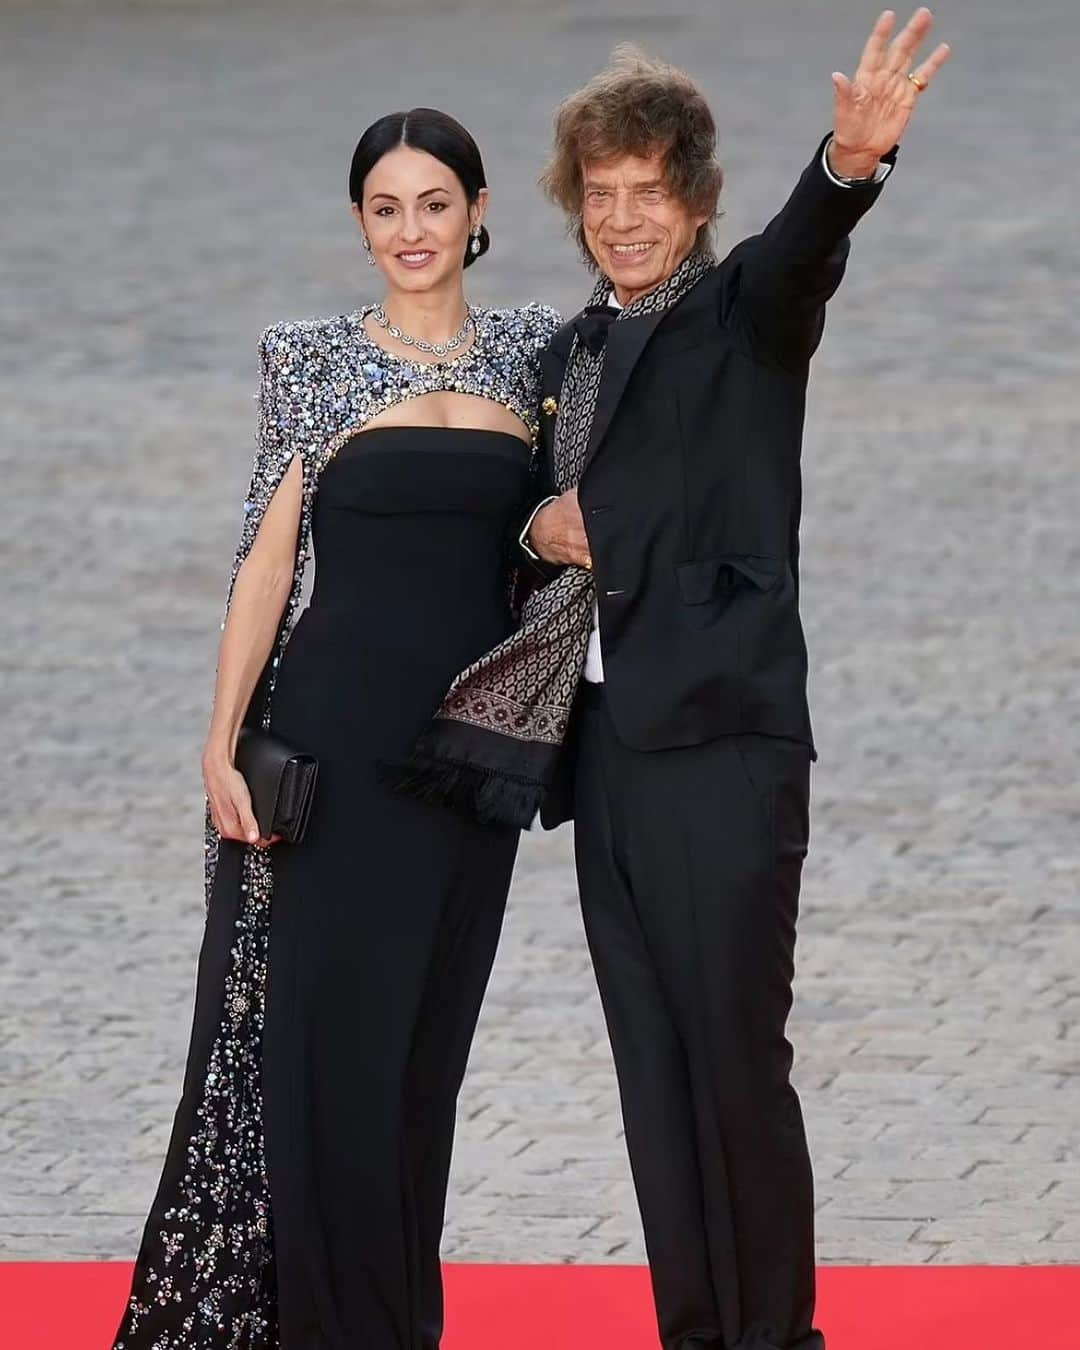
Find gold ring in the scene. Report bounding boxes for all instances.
[583,555,593,571]
[907,71,927,92]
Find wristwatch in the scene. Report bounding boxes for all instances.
[822,135,898,187]
[829,162,883,186]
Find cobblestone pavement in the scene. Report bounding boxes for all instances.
[3,0,1079,1268]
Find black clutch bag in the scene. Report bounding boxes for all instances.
[234,726,319,844]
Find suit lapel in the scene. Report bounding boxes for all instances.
[582,310,667,474]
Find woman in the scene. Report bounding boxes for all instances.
[112,108,559,1350]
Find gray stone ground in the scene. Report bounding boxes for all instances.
[2,0,1079,1271]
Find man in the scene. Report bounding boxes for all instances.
[398,9,948,1348]
[519,12,949,1350]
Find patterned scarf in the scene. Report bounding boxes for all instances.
[386,250,715,827]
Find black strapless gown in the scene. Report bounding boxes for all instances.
[264,426,524,1349]
[124,427,528,1350]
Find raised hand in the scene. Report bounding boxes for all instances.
[829,8,951,178]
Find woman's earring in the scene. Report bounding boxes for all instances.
[362,233,375,265]
[470,226,481,257]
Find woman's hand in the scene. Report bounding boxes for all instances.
[202,454,302,852]
[203,746,277,848]
[829,8,951,178]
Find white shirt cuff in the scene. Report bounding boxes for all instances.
[519,495,558,562]
[821,137,893,188]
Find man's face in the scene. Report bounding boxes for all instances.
[580,151,708,304]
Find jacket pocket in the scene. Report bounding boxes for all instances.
[675,552,780,604]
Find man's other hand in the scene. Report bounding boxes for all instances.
[528,489,592,569]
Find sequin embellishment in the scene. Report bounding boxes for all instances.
[113,301,560,1348]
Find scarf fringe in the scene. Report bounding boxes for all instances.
[377,754,544,829]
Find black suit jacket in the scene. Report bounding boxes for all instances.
[533,134,893,827]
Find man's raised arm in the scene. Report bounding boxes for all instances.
[726,7,950,367]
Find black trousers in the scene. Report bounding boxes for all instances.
[572,685,823,1350]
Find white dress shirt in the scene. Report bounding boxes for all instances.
[521,138,891,687]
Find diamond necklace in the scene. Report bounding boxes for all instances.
[370,303,474,357]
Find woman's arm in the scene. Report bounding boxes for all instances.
[202,453,303,845]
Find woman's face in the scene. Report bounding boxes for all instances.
[355,145,485,295]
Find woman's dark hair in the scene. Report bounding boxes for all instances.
[349,108,490,268]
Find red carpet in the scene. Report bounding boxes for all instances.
[2,1262,1078,1349]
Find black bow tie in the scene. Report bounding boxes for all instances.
[573,304,620,355]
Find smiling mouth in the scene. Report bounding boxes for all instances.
[397,250,436,266]
[608,242,656,259]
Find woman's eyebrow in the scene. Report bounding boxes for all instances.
[368,186,452,203]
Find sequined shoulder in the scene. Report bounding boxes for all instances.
[257,312,374,461]
[481,301,561,353]
[259,311,360,375]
